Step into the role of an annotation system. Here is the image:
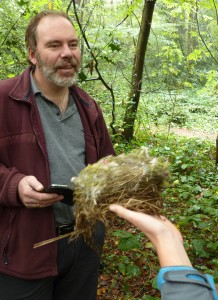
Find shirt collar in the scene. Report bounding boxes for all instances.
[30,71,41,95]
[30,71,74,107]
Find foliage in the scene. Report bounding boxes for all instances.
[0,1,217,298]
[135,88,218,136]
[0,0,217,134]
[98,133,217,299]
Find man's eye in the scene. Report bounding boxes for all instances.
[69,43,78,48]
[49,44,59,48]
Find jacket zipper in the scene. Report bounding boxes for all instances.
[2,248,8,265]
[1,210,17,265]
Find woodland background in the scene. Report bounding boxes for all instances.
[0,0,217,299]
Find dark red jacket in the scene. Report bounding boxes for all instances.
[0,67,115,279]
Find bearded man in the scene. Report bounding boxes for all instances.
[0,10,115,300]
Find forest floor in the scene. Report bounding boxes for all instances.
[97,218,156,300]
[97,127,217,300]
[169,127,216,142]
[152,126,217,142]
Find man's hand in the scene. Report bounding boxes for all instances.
[18,176,64,208]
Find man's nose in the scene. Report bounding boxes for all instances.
[60,45,73,58]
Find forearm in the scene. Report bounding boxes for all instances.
[154,232,192,267]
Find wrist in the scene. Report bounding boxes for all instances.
[153,231,192,267]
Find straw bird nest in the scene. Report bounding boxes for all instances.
[69,147,169,246]
[34,147,169,250]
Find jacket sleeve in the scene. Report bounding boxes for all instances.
[0,163,26,207]
[157,266,218,300]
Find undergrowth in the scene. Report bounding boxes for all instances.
[98,132,218,300]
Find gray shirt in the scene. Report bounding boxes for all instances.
[30,73,86,225]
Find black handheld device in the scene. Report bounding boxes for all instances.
[43,184,74,206]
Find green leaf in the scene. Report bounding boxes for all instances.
[152,276,158,289]
[203,190,213,198]
[118,235,141,251]
[17,0,29,6]
[181,164,188,169]
[192,239,209,258]
[7,73,15,78]
[117,262,141,277]
[207,241,218,251]
[112,230,133,238]
[108,41,121,52]
[126,263,141,277]
[78,71,87,82]
[118,262,127,275]
[213,269,218,282]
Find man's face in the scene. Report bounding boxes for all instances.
[29,16,81,87]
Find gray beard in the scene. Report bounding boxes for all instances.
[42,68,77,87]
[36,53,78,87]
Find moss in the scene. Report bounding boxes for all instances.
[70,147,169,246]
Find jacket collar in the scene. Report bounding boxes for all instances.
[9,67,92,109]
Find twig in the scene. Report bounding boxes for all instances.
[33,232,71,248]
[0,11,26,47]
[195,0,218,65]
[67,0,116,134]
[212,0,218,25]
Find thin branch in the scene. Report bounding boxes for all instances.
[82,2,97,32]
[0,11,25,47]
[212,0,218,25]
[198,7,218,52]
[67,0,116,134]
[116,14,129,27]
[115,0,134,28]
[195,0,218,65]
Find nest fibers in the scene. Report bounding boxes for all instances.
[69,147,169,246]
[33,147,169,249]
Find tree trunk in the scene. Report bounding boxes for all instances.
[122,0,156,141]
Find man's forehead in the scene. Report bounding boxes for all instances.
[36,16,77,41]
[38,15,72,24]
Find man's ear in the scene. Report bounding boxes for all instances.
[28,48,37,66]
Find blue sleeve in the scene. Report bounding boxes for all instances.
[157,266,218,300]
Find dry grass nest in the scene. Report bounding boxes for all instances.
[70,147,170,246]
